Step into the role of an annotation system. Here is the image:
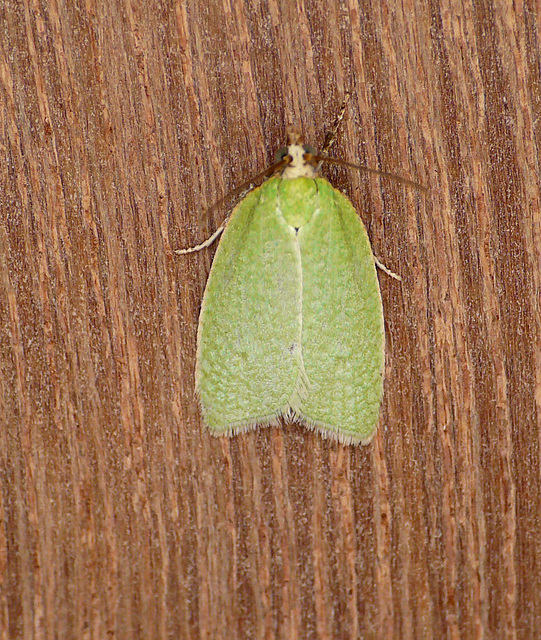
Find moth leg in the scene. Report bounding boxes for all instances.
[373,255,401,281]
[175,225,224,254]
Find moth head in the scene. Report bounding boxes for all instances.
[277,126,318,178]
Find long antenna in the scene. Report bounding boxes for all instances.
[313,155,427,192]
[320,92,352,157]
[176,157,289,254]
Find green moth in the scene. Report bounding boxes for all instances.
[179,130,388,444]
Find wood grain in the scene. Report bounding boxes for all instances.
[1,0,540,638]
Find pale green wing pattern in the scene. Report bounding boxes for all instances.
[196,177,304,432]
[296,179,384,443]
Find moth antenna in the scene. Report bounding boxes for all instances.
[314,155,427,192]
[320,92,351,156]
[176,157,289,254]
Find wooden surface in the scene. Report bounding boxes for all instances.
[1,0,540,638]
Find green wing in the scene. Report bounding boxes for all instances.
[295,179,384,443]
[196,175,384,443]
[196,178,305,433]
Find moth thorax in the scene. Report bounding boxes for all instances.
[281,144,317,179]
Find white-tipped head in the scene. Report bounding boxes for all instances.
[281,144,318,179]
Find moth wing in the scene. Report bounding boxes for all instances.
[196,178,303,433]
[297,179,385,444]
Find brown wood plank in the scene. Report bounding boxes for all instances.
[0,0,540,637]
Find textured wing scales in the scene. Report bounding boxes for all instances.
[196,178,304,433]
[296,179,384,443]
